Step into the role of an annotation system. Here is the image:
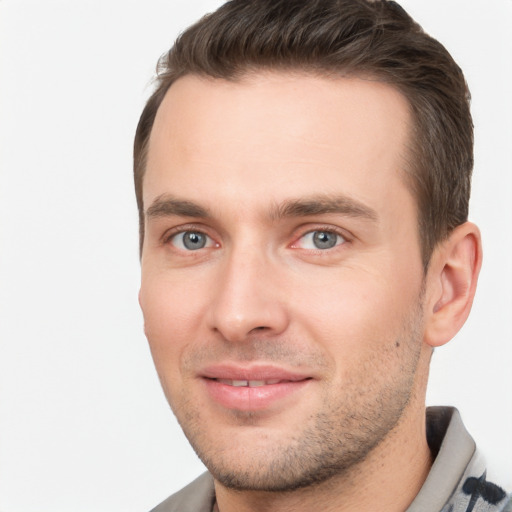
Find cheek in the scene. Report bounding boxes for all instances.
[294,267,421,360]
[139,274,202,371]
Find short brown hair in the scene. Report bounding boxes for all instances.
[134,0,473,268]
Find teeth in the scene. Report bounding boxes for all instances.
[216,379,282,387]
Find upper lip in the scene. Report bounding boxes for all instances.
[200,364,311,382]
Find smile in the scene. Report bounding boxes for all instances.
[214,379,283,387]
[201,369,312,411]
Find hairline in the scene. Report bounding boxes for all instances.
[136,67,440,269]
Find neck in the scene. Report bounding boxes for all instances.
[214,396,432,512]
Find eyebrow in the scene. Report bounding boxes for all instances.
[145,193,378,223]
[146,195,210,219]
[270,195,378,222]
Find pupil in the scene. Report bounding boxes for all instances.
[313,231,337,249]
[184,232,205,250]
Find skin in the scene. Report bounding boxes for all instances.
[139,73,482,512]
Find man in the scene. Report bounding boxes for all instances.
[134,1,511,511]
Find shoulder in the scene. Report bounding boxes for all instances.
[411,407,510,512]
[499,494,512,512]
[443,490,512,512]
[443,467,511,512]
[149,472,215,512]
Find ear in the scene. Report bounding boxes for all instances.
[423,222,482,348]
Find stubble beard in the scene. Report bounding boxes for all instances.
[170,305,424,493]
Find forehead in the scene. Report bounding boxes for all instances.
[144,72,413,217]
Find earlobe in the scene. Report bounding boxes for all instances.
[423,222,482,348]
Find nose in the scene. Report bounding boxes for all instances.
[207,245,289,343]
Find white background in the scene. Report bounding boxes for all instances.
[0,1,511,511]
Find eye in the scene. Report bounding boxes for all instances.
[170,231,215,251]
[296,230,345,250]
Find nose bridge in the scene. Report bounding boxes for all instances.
[208,239,288,342]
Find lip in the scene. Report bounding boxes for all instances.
[200,364,312,411]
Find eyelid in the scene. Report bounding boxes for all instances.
[289,224,352,250]
[159,222,351,250]
[161,223,218,246]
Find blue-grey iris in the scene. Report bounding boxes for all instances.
[313,231,338,249]
[183,232,206,250]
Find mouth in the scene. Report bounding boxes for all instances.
[213,378,293,387]
[200,365,312,411]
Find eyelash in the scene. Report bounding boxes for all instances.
[162,225,215,246]
[290,226,349,252]
[161,225,351,253]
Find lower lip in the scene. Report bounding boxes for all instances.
[203,378,311,411]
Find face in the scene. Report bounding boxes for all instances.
[139,73,428,491]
